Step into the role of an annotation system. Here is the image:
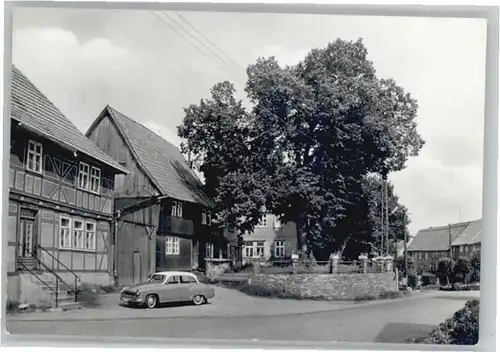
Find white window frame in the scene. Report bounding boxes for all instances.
[26,140,43,173]
[201,210,207,225]
[84,221,96,251]
[171,201,183,218]
[90,166,101,193]
[73,219,84,250]
[78,162,90,190]
[256,241,265,257]
[207,211,212,226]
[59,216,71,249]
[244,242,254,258]
[166,236,180,255]
[206,242,214,259]
[257,214,267,228]
[275,240,285,258]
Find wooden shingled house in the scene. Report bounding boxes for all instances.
[86,106,226,285]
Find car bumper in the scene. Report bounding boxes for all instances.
[120,295,144,304]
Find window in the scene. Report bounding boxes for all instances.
[26,140,43,173]
[424,252,429,260]
[166,236,180,255]
[78,162,90,189]
[256,242,265,257]
[73,220,84,249]
[206,242,214,258]
[90,167,101,193]
[60,217,71,249]
[148,274,165,284]
[201,210,212,225]
[244,241,254,258]
[275,240,285,258]
[171,201,182,218]
[180,275,197,284]
[85,222,96,250]
[166,275,180,284]
[258,214,267,228]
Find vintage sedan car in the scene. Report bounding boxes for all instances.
[120,271,215,309]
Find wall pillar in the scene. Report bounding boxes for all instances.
[385,255,394,272]
[358,254,368,274]
[330,254,339,274]
[291,253,299,274]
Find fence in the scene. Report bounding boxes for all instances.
[250,257,391,275]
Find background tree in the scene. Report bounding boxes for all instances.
[178,38,424,259]
[470,250,481,282]
[437,258,454,286]
[453,257,472,284]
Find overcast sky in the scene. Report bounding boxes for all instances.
[12,7,487,234]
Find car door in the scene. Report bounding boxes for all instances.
[160,275,182,302]
[179,275,196,301]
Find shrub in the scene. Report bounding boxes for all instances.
[395,256,414,278]
[470,250,481,282]
[437,258,454,286]
[6,298,19,314]
[421,272,437,286]
[76,283,100,308]
[407,274,418,289]
[421,299,479,345]
[453,257,472,284]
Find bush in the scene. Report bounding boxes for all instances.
[395,256,414,278]
[421,272,437,286]
[453,257,472,284]
[470,250,480,282]
[421,299,479,345]
[407,274,418,289]
[76,283,100,308]
[6,298,19,314]
[437,258,454,286]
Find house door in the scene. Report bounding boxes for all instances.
[19,218,35,257]
[133,252,142,284]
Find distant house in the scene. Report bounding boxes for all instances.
[451,219,481,259]
[241,213,298,265]
[7,66,128,304]
[86,106,223,285]
[408,220,482,272]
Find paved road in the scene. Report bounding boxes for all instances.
[6,288,479,344]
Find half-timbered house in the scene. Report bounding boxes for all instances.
[86,106,223,285]
[7,66,128,305]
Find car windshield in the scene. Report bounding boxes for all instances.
[147,274,165,284]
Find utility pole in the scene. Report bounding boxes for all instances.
[404,213,408,279]
[448,224,453,260]
[380,182,385,256]
[385,180,389,255]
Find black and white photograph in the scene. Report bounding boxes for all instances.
[3,3,494,348]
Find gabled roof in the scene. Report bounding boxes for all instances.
[452,219,482,246]
[10,66,128,174]
[87,105,214,208]
[408,221,470,252]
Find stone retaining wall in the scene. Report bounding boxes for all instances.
[249,273,397,300]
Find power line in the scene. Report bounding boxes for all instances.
[174,12,244,73]
[150,11,245,85]
[159,11,246,82]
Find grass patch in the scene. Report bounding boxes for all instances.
[353,290,410,301]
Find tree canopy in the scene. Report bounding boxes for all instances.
[178,38,424,259]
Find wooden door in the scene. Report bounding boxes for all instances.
[19,218,35,257]
[133,251,141,284]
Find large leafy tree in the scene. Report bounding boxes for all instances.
[178,38,424,258]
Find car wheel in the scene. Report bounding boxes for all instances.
[146,294,158,309]
[192,295,205,306]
